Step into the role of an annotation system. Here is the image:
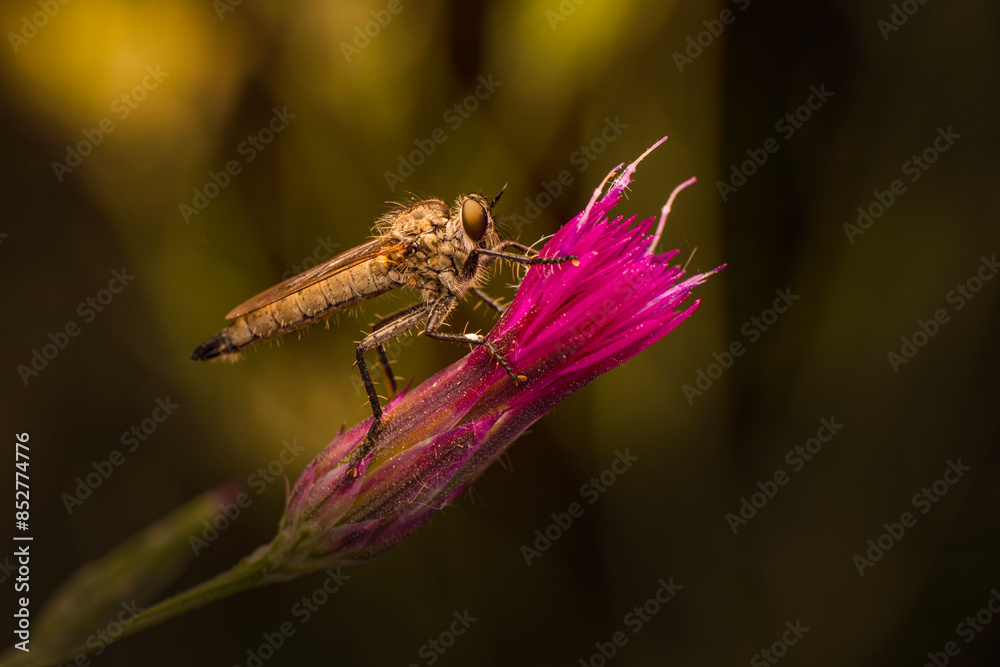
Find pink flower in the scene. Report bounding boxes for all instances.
[259,137,723,576]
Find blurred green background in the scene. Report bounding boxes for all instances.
[2,0,998,665]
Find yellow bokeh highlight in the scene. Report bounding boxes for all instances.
[2,0,247,133]
[509,0,644,90]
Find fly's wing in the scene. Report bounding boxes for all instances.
[225,237,405,319]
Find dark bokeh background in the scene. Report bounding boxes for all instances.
[2,0,998,665]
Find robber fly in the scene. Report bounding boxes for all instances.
[192,187,576,465]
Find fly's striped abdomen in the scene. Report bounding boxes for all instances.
[191,259,396,361]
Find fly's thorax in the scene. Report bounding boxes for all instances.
[394,210,472,297]
[437,218,478,271]
[399,231,461,300]
[386,199,451,242]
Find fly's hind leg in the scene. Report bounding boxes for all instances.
[348,304,431,473]
[375,346,395,396]
[370,304,427,398]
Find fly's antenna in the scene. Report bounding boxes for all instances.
[490,183,508,210]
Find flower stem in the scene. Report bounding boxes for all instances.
[23,552,276,667]
[118,554,271,640]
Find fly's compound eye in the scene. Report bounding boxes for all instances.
[461,197,489,242]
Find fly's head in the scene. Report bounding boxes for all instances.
[451,184,504,257]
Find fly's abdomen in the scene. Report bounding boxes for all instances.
[191,259,396,361]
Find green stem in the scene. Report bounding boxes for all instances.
[21,551,275,667]
[114,553,272,639]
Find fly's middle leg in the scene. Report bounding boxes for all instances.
[348,304,431,473]
[471,287,506,314]
[424,296,526,385]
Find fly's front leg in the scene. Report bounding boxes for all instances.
[496,240,534,254]
[477,245,578,267]
[349,304,431,473]
[424,296,526,385]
